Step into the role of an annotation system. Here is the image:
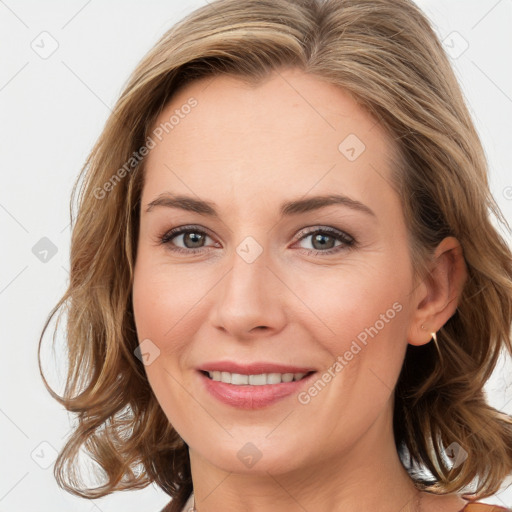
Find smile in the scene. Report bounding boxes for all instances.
[199,370,317,409]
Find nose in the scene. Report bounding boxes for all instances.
[209,246,288,341]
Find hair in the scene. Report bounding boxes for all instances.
[38,0,512,510]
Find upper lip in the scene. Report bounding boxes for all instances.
[198,361,317,375]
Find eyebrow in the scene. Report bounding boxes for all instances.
[145,193,376,218]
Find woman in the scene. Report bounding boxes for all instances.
[39,0,512,511]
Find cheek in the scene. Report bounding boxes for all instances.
[297,259,408,338]
[132,257,202,434]
[132,252,207,356]
[132,270,173,352]
[295,255,412,395]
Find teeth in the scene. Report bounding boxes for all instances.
[207,371,307,385]
[249,374,266,385]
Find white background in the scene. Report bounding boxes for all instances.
[1,0,511,510]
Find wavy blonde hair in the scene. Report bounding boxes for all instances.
[39,0,512,510]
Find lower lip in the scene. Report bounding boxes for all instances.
[198,371,316,409]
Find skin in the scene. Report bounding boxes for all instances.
[132,68,468,512]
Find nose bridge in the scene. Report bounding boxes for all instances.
[211,237,287,336]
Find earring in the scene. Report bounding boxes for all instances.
[421,324,440,354]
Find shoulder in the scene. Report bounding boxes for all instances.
[462,503,512,512]
[420,492,509,512]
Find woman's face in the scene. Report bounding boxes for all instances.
[132,68,423,475]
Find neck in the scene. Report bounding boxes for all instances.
[188,405,421,512]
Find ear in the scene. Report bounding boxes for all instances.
[407,237,467,346]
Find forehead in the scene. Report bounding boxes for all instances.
[142,69,398,214]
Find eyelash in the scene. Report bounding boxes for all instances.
[158,224,356,256]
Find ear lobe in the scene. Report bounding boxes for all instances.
[407,237,467,347]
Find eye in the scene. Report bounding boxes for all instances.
[158,225,356,256]
[159,225,218,254]
[295,227,355,255]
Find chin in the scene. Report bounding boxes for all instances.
[193,437,308,476]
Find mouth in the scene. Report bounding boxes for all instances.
[197,368,318,409]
